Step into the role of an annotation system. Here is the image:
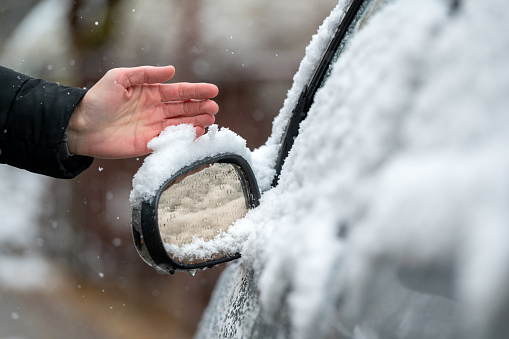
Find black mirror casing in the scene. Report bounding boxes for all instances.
[131,153,260,274]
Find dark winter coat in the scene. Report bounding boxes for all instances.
[0,66,93,178]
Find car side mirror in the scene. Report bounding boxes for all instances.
[131,154,260,275]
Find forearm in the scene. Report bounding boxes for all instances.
[0,66,94,178]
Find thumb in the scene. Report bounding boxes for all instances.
[119,65,175,87]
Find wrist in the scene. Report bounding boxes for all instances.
[67,101,86,156]
[58,129,72,160]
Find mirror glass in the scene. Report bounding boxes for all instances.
[157,162,251,265]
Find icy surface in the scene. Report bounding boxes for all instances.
[196,0,509,338]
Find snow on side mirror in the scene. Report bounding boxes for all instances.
[131,154,260,275]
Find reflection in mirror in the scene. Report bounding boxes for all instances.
[157,163,251,265]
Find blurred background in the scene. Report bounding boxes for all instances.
[0,0,335,337]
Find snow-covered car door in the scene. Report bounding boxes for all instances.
[129,0,378,275]
[195,0,391,337]
[130,0,509,337]
[198,0,509,338]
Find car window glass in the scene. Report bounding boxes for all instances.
[322,0,392,86]
[272,0,385,186]
[272,0,393,187]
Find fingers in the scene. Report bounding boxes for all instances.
[159,82,219,101]
[195,126,206,138]
[110,67,219,104]
[119,66,176,87]
[160,98,218,136]
[165,113,216,128]
[163,99,219,118]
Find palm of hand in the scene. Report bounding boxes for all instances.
[68,66,219,159]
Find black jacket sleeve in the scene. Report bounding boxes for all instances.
[0,66,94,178]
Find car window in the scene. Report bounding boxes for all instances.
[272,0,391,186]
[322,0,392,85]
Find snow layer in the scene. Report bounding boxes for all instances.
[197,0,509,338]
[130,1,348,261]
[250,0,349,187]
[130,124,274,261]
[131,124,262,206]
[132,0,509,337]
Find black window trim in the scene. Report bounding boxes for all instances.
[272,0,367,187]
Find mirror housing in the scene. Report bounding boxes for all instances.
[131,154,260,274]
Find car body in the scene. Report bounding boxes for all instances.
[132,0,509,338]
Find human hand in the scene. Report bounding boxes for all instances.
[67,66,219,158]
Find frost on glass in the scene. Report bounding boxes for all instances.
[158,163,249,264]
